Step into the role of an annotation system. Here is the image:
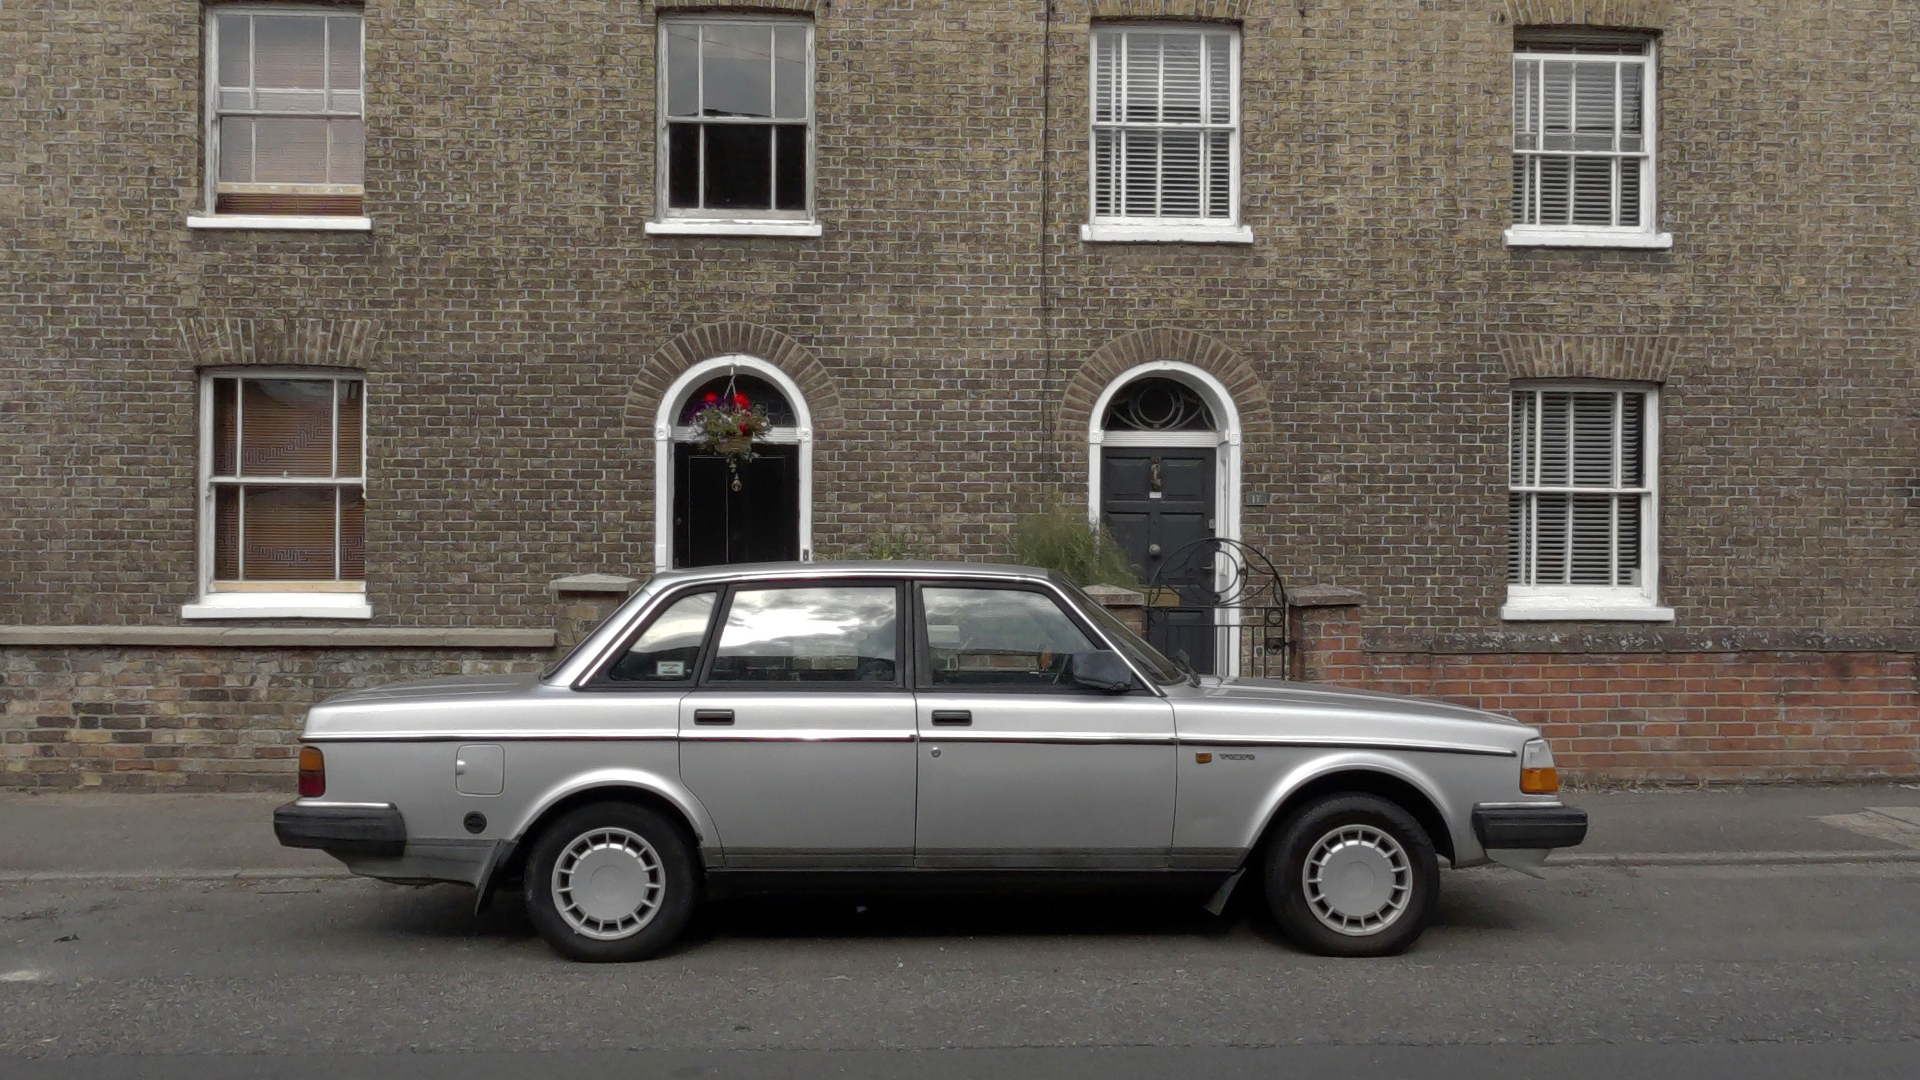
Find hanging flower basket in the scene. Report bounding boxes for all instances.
[688,388,771,491]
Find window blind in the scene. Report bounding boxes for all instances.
[1508,388,1649,589]
[213,10,365,214]
[1091,27,1235,222]
[1511,42,1649,230]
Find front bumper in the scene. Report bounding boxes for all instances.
[274,801,407,857]
[1472,804,1589,850]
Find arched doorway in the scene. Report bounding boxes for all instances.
[653,355,812,571]
[1088,362,1242,673]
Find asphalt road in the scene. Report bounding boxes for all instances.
[3,863,1918,1078]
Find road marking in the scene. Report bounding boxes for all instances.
[1816,807,1920,850]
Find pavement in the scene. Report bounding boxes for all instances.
[3,782,1920,881]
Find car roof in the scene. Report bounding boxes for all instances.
[641,560,1063,589]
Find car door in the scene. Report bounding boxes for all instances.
[678,580,917,868]
[911,581,1177,869]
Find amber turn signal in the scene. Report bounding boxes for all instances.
[1519,739,1559,794]
[297,746,326,798]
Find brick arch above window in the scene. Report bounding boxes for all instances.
[1502,0,1671,30]
[177,316,382,369]
[628,321,839,436]
[652,0,818,11]
[1497,333,1677,382]
[1055,328,1268,446]
[1087,0,1253,19]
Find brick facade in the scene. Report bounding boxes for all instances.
[2,1,1915,788]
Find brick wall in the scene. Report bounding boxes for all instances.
[1298,602,1920,782]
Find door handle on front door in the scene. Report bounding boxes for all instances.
[693,709,735,725]
[930,710,972,726]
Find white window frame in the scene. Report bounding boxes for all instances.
[646,14,820,238]
[1503,382,1671,622]
[191,4,372,231]
[182,369,371,621]
[1506,34,1669,250]
[1082,23,1251,244]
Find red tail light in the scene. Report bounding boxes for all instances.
[298,746,326,798]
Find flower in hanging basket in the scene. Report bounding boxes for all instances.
[689,391,771,465]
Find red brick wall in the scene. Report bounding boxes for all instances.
[1297,605,1920,782]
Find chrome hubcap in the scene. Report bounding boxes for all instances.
[551,827,664,940]
[1302,824,1412,936]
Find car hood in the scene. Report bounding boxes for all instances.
[1164,676,1532,752]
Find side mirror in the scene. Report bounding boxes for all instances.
[1067,650,1138,693]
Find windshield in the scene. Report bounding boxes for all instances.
[1057,577,1188,686]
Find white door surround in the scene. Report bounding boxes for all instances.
[653,354,814,572]
[1087,360,1242,551]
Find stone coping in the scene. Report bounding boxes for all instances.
[549,573,641,595]
[0,626,556,649]
[1288,585,1367,608]
[1365,627,1920,656]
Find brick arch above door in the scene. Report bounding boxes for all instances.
[1055,329,1269,453]
[625,321,840,439]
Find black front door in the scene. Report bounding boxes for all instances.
[673,443,800,567]
[1100,447,1218,673]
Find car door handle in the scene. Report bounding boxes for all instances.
[693,709,735,725]
[930,710,972,726]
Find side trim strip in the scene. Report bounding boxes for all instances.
[918,732,1175,746]
[1181,736,1517,757]
[301,732,679,743]
[679,731,917,744]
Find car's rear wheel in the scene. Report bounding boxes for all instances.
[523,802,697,962]
[1263,793,1439,957]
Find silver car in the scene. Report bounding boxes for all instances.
[275,561,1586,961]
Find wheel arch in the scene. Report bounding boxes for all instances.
[1245,760,1459,869]
[491,771,716,890]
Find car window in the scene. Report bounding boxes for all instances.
[604,591,717,683]
[921,587,1097,688]
[1056,578,1187,686]
[707,586,899,684]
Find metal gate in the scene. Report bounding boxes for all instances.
[1142,537,1290,679]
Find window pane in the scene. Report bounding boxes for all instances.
[214,485,241,580]
[218,118,253,184]
[1161,33,1202,124]
[1618,158,1642,227]
[1573,62,1617,141]
[1571,392,1616,485]
[1535,155,1570,224]
[1123,32,1161,122]
[703,123,772,210]
[254,15,326,89]
[1617,496,1643,584]
[1571,156,1614,225]
[218,14,251,89]
[665,23,699,117]
[1509,390,1532,484]
[607,592,716,682]
[667,123,701,207]
[339,485,365,580]
[242,485,338,581]
[1206,129,1231,219]
[1533,493,1569,585]
[1122,129,1159,215]
[328,17,362,92]
[1536,391,1569,485]
[701,23,773,119]
[1160,129,1201,217]
[1512,59,1534,144]
[212,378,239,476]
[1620,393,1645,486]
[1206,33,1231,122]
[1620,61,1645,137]
[1541,61,1573,143]
[1092,30,1119,122]
[1507,492,1526,584]
[240,379,335,478]
[252,117,331,183]
[923,588,1096,688]
[708,587,898,683]
[1569,493,1615,584]
[336,380,363,478]
[1093,128,1118,215]
[774,124,806,211]
[774,24,808,120]
[329,118,364,185]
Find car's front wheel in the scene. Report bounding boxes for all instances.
[1263,793,1439,957]
[523,801,698,962]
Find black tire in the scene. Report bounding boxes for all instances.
[522,801,699,962]
[1262,793,1439,958]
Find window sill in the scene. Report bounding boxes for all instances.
[181,593,373,620]
[1081,223,1254,244]
[1501,603,1676,623]
[645,219,822,238]
[1504,228,1672,250]
[188,215,373,232]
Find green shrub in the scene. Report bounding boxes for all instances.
[1010,509,1141,589]
[861,527,935,561]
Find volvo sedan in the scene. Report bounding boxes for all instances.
[274,561,1587,961]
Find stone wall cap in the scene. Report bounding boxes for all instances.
[549,573,641,596]
[1289,585,1367,608]
[0,626,556,649]
[1082,583,1146,605]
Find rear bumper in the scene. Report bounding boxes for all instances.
[1472,805,1589,850]
[274,801,407,857]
